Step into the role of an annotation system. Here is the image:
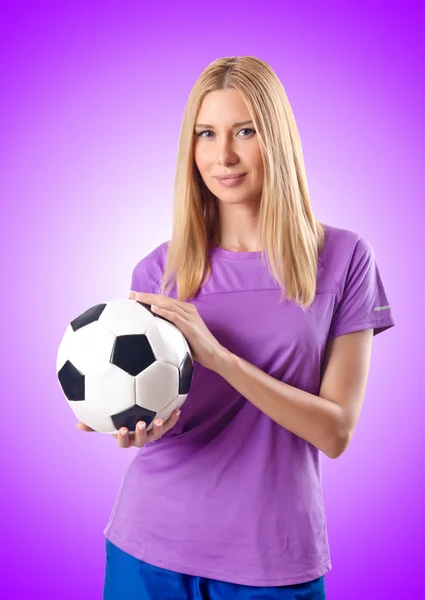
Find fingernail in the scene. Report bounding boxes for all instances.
[155,419,162,427]
[137,422,146,431]
[176,410,181,417]
[120,429,128,436]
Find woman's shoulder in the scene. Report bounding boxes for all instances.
[134,240,170,269]
[131,240,170,293]
[320,222,373,265]
[322,222,366,248]
[319,223,375,291]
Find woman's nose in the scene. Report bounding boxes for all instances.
[216,137,238,165]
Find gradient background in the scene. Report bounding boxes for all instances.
[1,1,423,598]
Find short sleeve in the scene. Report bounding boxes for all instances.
[328,235,395,339]
[129,243,167,294]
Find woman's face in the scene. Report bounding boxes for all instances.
[194,88,264,205]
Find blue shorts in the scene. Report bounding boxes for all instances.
[103,539,326,599]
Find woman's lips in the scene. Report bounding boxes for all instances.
[215,173,247,187]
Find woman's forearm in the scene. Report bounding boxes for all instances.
[212,348,345,459]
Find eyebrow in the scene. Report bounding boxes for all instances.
[194,120,254,129]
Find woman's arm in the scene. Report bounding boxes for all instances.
[212,329,374,459]
[130,291,374,459]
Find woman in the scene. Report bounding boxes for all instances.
[78,56,395,599]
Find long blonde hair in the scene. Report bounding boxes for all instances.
[159,55,326,310]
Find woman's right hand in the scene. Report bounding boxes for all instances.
[76,409,181,448]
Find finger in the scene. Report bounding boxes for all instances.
[135,293,192,316]
[117,427,131,449]
[162,409,181,434]
[151,306,186,326]
[151,308,187,335]
[164,301,194,316]
[134,421,147,447]
[147,418,164,442]
[76,422,95,432]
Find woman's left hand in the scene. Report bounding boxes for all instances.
[129,291,228,371]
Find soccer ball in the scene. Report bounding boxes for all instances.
[56,299,194,434]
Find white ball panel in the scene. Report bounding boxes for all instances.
[99,299,153,336]
[146,318,190,367]
[67,322,115,373]
[86,363,135,415]
[68,400,115,433]
[145,394,187,432]
[57,324,74,372]
[135,361,179,411]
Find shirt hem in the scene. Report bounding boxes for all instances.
[328,316,395,339]
[103,530,332,587]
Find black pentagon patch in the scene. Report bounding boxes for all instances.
[178,352,194,395]
[111,405,156,431]
[137,301,172,324]
[58,360,85,401]
[111,334,156,376]
[71,304,107,332]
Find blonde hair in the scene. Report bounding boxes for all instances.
[159,55,326,310]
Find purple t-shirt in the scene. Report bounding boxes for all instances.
[104,223,395,586]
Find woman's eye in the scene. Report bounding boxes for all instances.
[197,130,213,138]
[238,128,255,137]
[196,128,256,138]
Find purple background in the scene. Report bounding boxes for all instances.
[1,1,423,598]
